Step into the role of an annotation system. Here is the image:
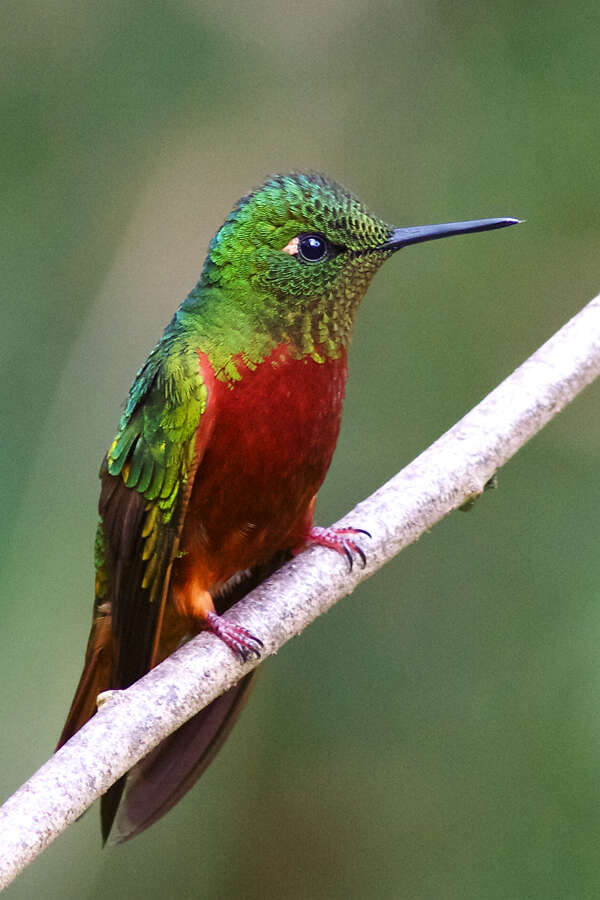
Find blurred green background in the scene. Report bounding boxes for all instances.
[3,1,600,897]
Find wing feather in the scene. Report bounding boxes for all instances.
[57,338,211,742]
[105,342,211,687]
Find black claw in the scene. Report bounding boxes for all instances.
[353,528,372,538]
[238,642,262,662]
[355,545,367,568]
[343,545,354,572]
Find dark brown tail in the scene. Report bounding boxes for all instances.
[103,671,256,844]
[102,553,289,843]
[61,552,288,843]
[56,616,112,751]
[57,626,255,844]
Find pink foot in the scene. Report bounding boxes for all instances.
[307,526,371,571]
[205,611,264,661]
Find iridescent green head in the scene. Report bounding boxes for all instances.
[192,172,518,360]
[204,174,387,309]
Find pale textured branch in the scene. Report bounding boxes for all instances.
[1,293,600,890]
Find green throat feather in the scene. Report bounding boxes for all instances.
[182,172,393,371]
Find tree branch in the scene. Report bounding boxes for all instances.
[1,293,599,890]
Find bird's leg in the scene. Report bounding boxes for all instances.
[304,525,371,571]
[204,610,263,662]
[173,578,263,661]
[295,496,370,571]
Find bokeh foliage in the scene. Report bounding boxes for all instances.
[2,1,600,897]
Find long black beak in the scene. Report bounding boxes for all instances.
[379,217,521,251]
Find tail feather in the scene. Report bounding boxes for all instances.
[60,553,288,842]
[105,672,256,844]
[103,555,289,843]
[56,624,112,751]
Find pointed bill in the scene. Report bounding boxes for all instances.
[379,217,522,251]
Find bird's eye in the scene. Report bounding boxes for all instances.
[298,233,329,262]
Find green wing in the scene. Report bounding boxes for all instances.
[98,339,210,688]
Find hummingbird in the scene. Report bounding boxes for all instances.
[56,172,519,843]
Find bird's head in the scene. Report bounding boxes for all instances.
[198,172,518,356]
[203,172,390,296]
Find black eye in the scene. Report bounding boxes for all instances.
[298,233,329,262]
